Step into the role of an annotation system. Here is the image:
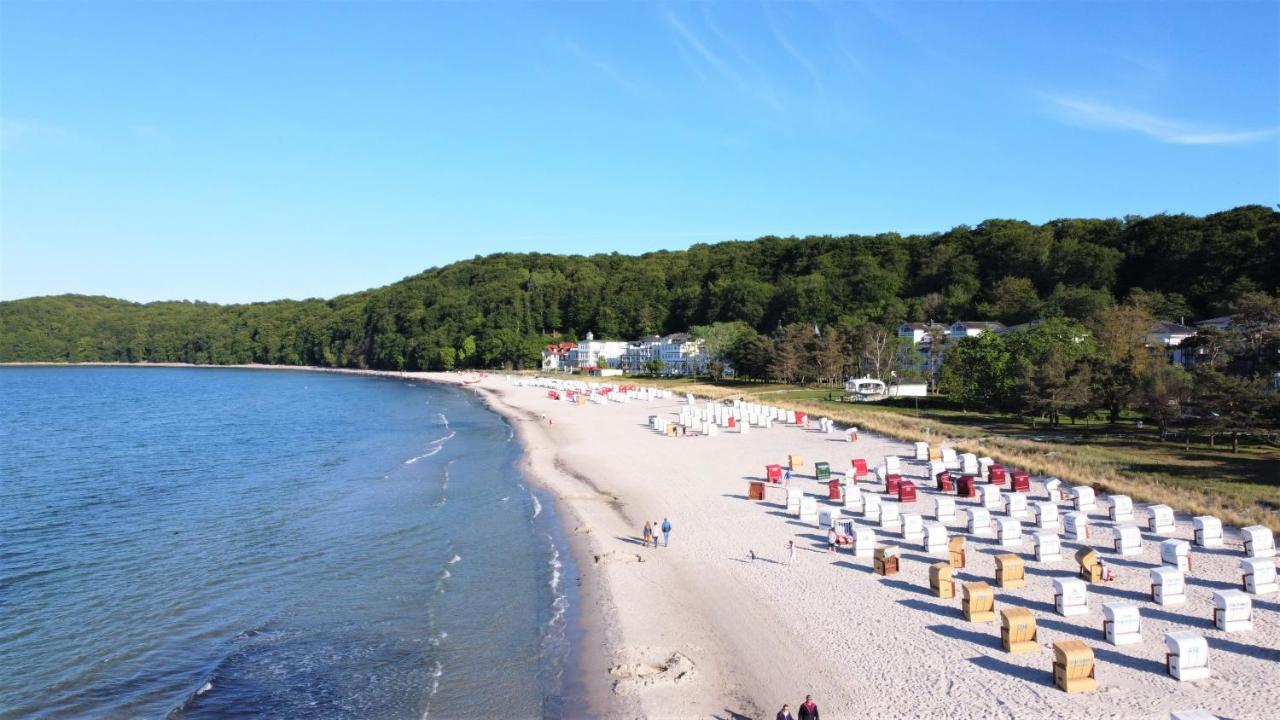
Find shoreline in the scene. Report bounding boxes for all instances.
[2,362,625,716]
[9,363,1278,718]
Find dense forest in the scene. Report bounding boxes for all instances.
[2,205,1277,372]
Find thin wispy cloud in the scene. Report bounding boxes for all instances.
[0,117,70,150]
[1046,95,1278,145]
[561,40,645,98]
[661,8,781,113]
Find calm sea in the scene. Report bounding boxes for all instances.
[0,367,579,720]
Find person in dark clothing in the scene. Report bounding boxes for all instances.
[797,694,819,720]
[776,703,795,720]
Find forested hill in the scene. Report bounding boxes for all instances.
[3,205,1277,370]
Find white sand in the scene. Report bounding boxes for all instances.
[449,374,1278,720]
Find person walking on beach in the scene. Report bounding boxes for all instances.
[798,694,819,720]
[826,527,837,554]
[643,521,653,548]
[661,518,672,547]
[776,703,794,720]
[786,540,797,565]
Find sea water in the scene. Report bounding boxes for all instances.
[0,367,578,719]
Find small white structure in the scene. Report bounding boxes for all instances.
[959,452,979,476]
[922,522,948,553]
[940,447,958,467]
[1114,525,1143,557]
[1164,631,1210,682]
[913,441,929,461]
[1212,590,1252,632]
[1106,495,1133,522]
[996,517,1023,548]
[1002,492,1028,519]
[1161,539,1192,573]
[1240,557,1278,595]
[884,455,901,474]
[786,487,803,515]
[967,507,992,536]
[1033,532,1062,562]
[1063,512,1089,543]
[843,485,864,512]
[862,493,882,521]
[978,456,994,480]
[1044,478,1064,502]
[979,484,1002,511]
[901,512,924,543]
[1071,485,1096,512]
[1102,602,1142,646]
[1150,566,1187,606]
[933,496,956,523]
[879,501,902,532]
[1053,576,1089,616]
[928,460,946,482]
[1192,516,1223,548]
[1147,504,1175,534]
[851,527,876,558]
[1032,501,1060,531]
[818,507,841,529]
[1242,525,1276,558]
[799,496,818,524]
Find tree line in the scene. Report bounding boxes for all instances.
[1,205,1276,380]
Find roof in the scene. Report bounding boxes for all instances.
[952,321,1006,330]
[998,320,1044,334]
[900,323,928,330]
[1194,315,1233,328]
[1151,320,1195,335]
[664,333,692,342]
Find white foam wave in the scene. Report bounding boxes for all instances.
[500,496,509,502]
[197,682,212,696]
[430,430,456,446]
[531,495,542,518]
[436,413,449,428]
[447,554,461,565]
[441,569,450,579]
[404,446,442,464]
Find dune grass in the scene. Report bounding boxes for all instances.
[623,377,1280,533]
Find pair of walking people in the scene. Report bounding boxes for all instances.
[642,518,672,548]
[777,695,819,720]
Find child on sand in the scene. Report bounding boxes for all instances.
[786,540,797,565]
[643,522,653,548]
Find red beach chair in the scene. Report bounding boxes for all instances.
[989,465,1007,485]
[958,475,977,498]
[936,470,954,493]
[852,458,869,477]
[898,480,918,503]
[1011,470,1031,493]
[828,479,843,501]
[766,464,783,483]
[886,474,902,495]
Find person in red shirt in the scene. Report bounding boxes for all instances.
[798,694,819,720]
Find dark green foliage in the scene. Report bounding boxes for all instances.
[1,206,1276,370]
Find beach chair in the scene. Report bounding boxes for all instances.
[1150,566,1186,606]
[1192,516,1223,548]
[1076,547,1102,583]
[1102,602,1141,646]
[1164,631,1209,681]
[988,464,1007,485]
[922,522,947,553]
[948,535,967,569]
[1212,590,1252,632]
[935,469,954,493]
[1010,470,1030,493]
[1161,539,1192,573]
[1052,641,1096,693]
[1241,525,1275,558]
[1147,504,1174,534]
[1001,608,1037,654]
[995,554,1025,589]
[930,562,954,599]
[933,496,956,523]
[1032,501,1060,531]
[873,545,900,576]
[1240,557,1278,595]
[1113,524,1142,557]
[1033,531,1062,562]
[1054,576,1089,617]
[1106,495,1133,522]
[996,517,1023,548]
[962,582,995,622]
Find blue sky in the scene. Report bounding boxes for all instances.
[2,1,1277,304]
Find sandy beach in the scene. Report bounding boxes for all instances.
[12,364,1277,719]
[442,372,1278,720]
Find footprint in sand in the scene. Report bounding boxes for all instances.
[608,651,695,694]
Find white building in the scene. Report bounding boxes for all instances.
[1148,321,1197,366]
[572,332,628,370]
[948,321,1006,340]
[658,333,711,376]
